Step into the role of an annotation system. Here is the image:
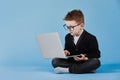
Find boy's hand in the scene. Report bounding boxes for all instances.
[64,50,70,56]
[73,54,88,61]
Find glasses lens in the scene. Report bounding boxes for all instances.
[63,24,75,31]
[70,28,74,31]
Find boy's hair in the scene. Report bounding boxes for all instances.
[64,9,84,24]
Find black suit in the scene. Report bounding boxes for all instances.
[65,30,100,58]
[52,30,101,74]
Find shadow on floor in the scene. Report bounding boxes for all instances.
[35,63,120,74]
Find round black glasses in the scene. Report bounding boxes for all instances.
[63,24,80,30]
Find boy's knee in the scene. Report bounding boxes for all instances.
[52,58,59,68]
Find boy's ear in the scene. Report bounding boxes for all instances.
[80,23,84,27]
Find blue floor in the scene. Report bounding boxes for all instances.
[0,61,120,80]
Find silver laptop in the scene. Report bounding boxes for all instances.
[36,32,80,58]
[36,32,66,58]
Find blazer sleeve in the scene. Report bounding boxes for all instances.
[87,36,101,58]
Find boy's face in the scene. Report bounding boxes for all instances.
[65,20,84,36]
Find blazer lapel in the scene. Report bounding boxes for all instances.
[71,36,76,47]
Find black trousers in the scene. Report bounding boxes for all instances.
[52,58,101,74]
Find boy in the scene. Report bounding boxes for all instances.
[52,9,101,74]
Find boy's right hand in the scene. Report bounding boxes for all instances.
[64,50,70,56]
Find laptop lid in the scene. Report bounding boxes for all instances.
[36,32,66,58]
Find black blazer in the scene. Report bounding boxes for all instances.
[64,30,101,58]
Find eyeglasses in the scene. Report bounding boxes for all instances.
[63,24,80,31]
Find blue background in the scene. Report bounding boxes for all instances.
[0,0,120,67]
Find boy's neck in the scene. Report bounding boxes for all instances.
[75,29,83,37]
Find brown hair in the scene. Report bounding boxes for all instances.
[64,9,84,24]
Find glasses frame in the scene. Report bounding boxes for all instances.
[63,24,80,30]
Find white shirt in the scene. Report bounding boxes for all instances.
[74,30,83,45]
